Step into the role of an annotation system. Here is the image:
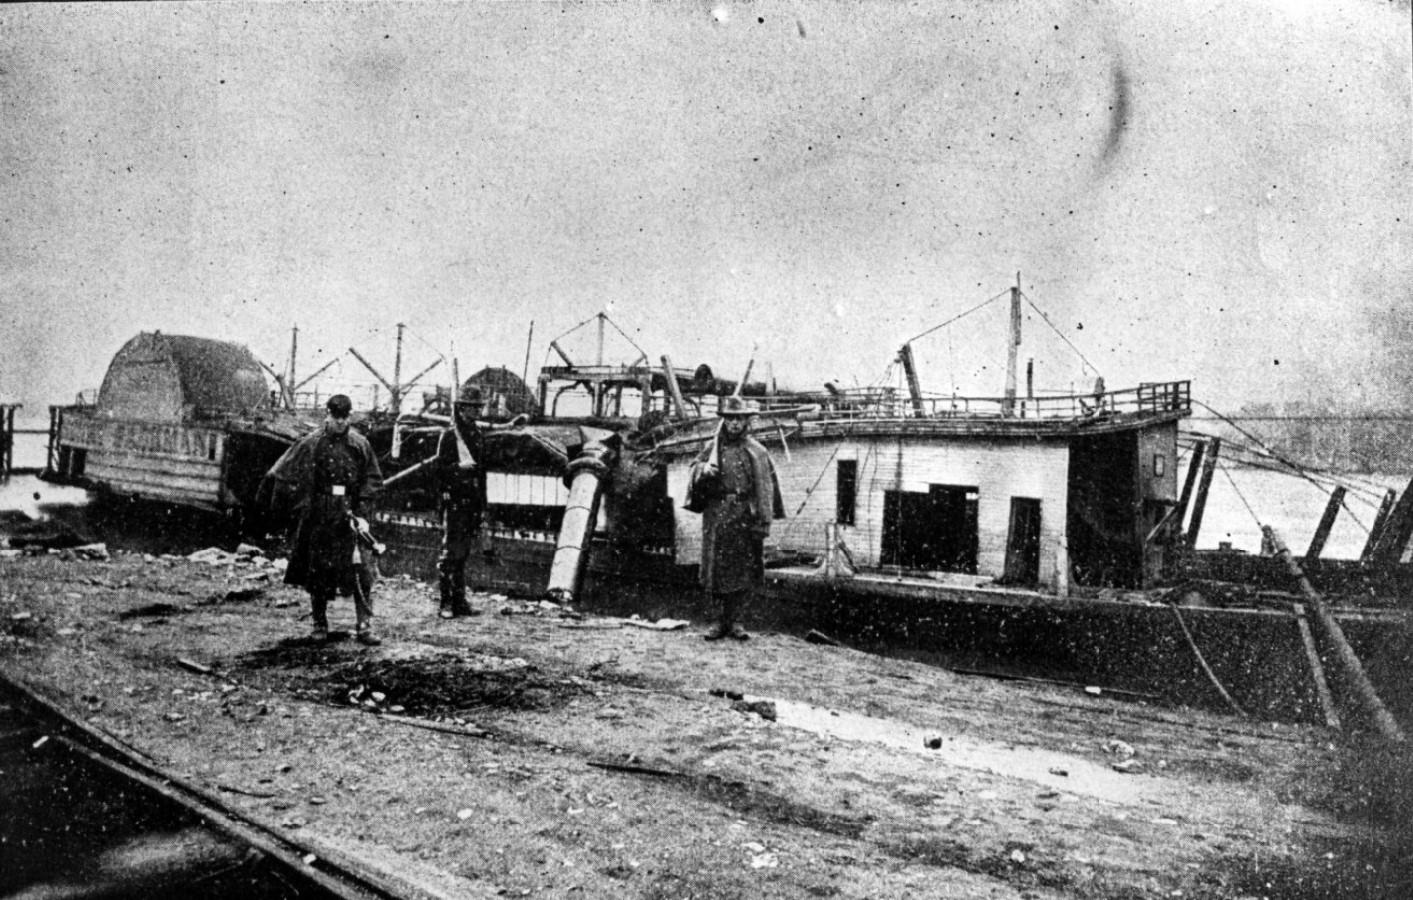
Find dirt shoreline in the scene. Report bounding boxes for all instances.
[2,546,1410,899]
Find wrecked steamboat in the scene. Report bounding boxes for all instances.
[43,332,306,516]
[372,297,1411,734]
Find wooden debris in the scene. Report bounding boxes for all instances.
[177,657,214,676]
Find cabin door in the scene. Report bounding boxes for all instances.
[1003,497,1042,584]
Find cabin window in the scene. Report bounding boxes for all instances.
[836,460,857,526]
[1153,453,1165,477]
[208,434,218,461]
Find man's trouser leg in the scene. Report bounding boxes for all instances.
[437,506,475,617]
[352,563,374,629]
[310,588,331,636]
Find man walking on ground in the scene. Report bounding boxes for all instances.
[267,394,384,644]
[687,395,784,641]
[433,388,487,619]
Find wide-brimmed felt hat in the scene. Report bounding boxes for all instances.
[718,395,760,417]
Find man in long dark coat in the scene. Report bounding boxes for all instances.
[687,395,784,641]
[266,394,383,644]
[432,389,487,619]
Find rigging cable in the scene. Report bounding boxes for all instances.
[1019,291,1103,379]
[902,288,1011,346]
[1193,400,1371,535]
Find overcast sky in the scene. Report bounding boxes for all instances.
[2,0,1409,415]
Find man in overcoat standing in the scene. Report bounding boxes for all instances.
[687,395,784,641]
[267,394,384,644]
[432,388,487,619]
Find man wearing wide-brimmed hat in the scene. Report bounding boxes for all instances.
[687,395,785,641]
[266,394,383,645]
[432,386,487,619]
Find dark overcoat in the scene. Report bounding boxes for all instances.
[266,424,382,595]
[688,435,784,594]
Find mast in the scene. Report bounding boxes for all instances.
[393,322,405,415]
[1003,272,1021,417]
[288,326,299,408]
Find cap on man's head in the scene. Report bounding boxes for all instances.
[326,394,353,419]
[718,395,760,418]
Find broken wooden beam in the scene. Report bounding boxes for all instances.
[1186,437,1221,549]
[1362,486,1402,563]
[1266,525,1404,742]
[1174,440,1206,533]
[1292,603,1341,731]
[1303,486,1345,562]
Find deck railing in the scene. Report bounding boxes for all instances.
[753,380,1191,423]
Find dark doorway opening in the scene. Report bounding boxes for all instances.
[882,484,978,573]
[1002,497,1042,584]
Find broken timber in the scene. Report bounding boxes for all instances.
[1265,526,1405,742]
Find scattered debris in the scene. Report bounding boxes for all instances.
[622,617,689,631]
[709,688,745,701]
[177,657,214,676]
[804,629,841,646]
[732,699,777,721]
[1103,739,1136,758]
[923,733,943,750]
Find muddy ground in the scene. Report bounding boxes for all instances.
[2,541,1411,899]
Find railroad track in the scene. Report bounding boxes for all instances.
[0,671,437,900]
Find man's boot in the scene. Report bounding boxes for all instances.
[723,591,749,641]
[449,570,477,617]
[703,591,740,641]
[438,573,456,619]
[355,621,381,646]
[310,592,330,642]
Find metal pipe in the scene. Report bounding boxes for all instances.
[545,433,618,605]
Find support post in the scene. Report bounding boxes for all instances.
[1303,486,1345,561]
[1186,437,1221,549]
[1266,526,1404,742]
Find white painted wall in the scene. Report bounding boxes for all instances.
[670,434,1072,591]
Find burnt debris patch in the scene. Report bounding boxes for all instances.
[325,657,558,716]
[230,648,580,719]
